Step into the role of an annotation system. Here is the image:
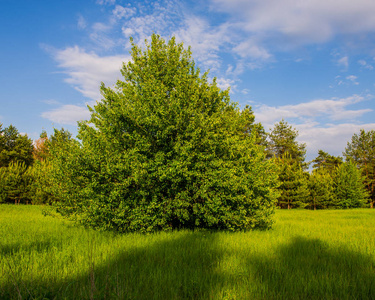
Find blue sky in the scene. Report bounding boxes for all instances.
[1,0,375,161]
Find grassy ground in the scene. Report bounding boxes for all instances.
[0,205,374,299]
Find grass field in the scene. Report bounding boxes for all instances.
[1,205,374,299]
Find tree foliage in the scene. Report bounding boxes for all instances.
[0,124,34,168]
[307,168,335,210]
[33,130,49,162]
[0,161,32,204]
[275,153,309,209]
[344,129,375,208]
[49,34,279,233]
[311,150,343,172]
[333,160,369,208]
[267,119,306,166]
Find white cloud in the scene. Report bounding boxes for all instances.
[358,59,374,70]
[96,0,115,5]
[122,27,134,38]
[211,0,375,45]
[53,46,129,100]
[346,75,359,85]
[41,105,91,125]
[173,17,230,71]
[215,77,237,92]
[296,122,375,159]
[337,56,349,69]
[232,39,272,60]
[77,15,87,30]
[254,95,371,126]
[112,5,136,19]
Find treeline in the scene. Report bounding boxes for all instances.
[269,122,373,209]
[0,121,373,209]
[0,124,70,205]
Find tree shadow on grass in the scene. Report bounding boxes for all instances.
[1,233,374,299]
[245,236,375,299]
[1,231,227,299]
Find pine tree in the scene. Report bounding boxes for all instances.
[308,168,335,210]
[0,124,34,168]
[311,150,343,172]
[0,161,32,204]
[333,160,369,208]
[275,153,309,209]
[267,119,306,166]
[344,129,375,208]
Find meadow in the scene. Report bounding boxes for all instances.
[1,205,374,299]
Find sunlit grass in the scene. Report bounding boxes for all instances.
[1,205,374,299]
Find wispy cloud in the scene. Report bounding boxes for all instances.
[112,5,136,20]
[215,77,237,92]
[96,0,115,5]
[210,0,375,45]
[337,56,349,69]
[77,15,87,30]
[41,104,91,125]
[358,59,374,70]
[254,95,372,126]
[296,122,375,158]
[346,75,359,85]
[52,46,129,100]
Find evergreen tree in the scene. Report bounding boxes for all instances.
[311,150,343,172]
[333,160,369,208]
[344,129,375,208]
[242,105,268,147]
[0,161,32,204]
[49,34,279,233]
[275,153,309,209]
[308,168,335,210]
[0,124,34,168]
[267,119,306,166]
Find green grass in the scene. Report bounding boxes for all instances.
[1,205,374,299]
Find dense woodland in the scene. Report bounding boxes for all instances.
[1,34,374,232]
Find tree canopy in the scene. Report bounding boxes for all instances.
[311,150,343,172]
[0,123,34,168]
[49,34,279,233]
[344,129,375,208]
[267,119,306,166]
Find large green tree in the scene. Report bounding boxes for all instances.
[267,119,306,166]
[344,129,375,208]
[50,34,279,233]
